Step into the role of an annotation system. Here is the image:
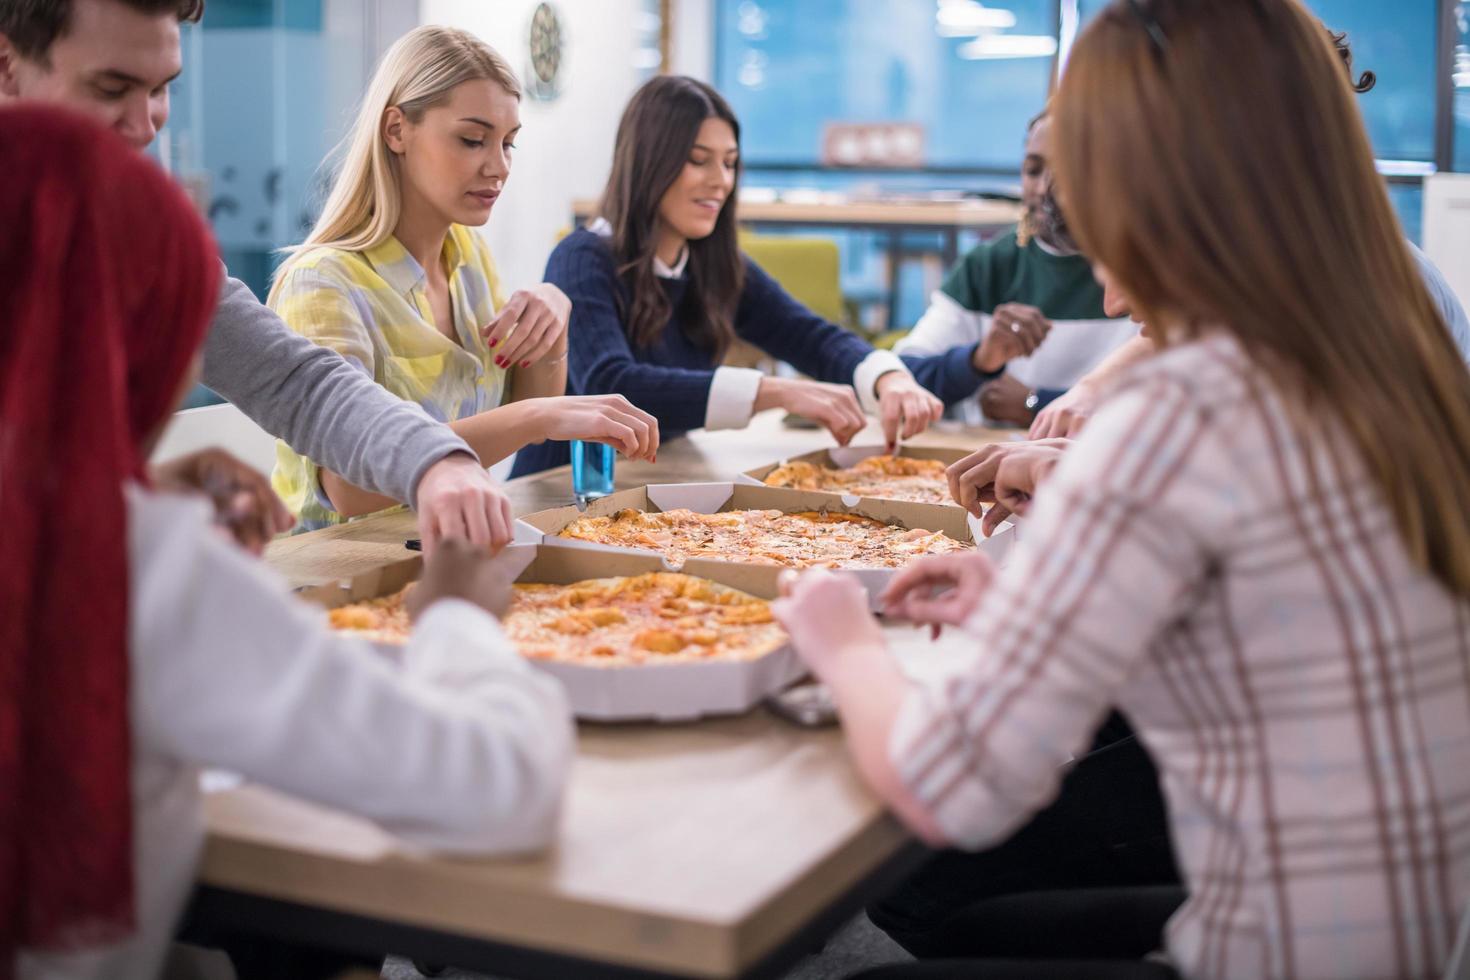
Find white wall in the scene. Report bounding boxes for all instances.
[670,0,714,80]
[420,0,653,290]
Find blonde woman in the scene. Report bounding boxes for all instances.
[270,26,657,530]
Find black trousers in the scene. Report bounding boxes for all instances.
[868,713,1181,961]
[856,885,1186,978]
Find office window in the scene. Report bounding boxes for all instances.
[1075,0,1437,164]
[716,0,1056,171]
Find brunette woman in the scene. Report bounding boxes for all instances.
[777,1,1470,976]
[511,75,942,476]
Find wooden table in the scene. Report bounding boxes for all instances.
[192,412,1014,979]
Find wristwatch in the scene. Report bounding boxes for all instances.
[1024,389,1040,417]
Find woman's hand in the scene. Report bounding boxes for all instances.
[1028,380,1098,439]
[149,448,294,555]
[772,568,886,679]
[977,373,1035,427]
[482,283,571,370]
[874,372,944,449]
[946,439,1069,519]
[527,394,660,461]
[878,551,996,628]
[974,303,1050,373]
[407,537,519,621]
[757,376,868,446]
[414,453,514,556]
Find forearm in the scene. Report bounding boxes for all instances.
[902,344,1000,407]
[817,642,950,846]
[507,340,568,403]
[450,400,548,466]
[1075,334,1157,390]
[318,402,543,516]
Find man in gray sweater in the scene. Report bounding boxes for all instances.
[0,0,515,552]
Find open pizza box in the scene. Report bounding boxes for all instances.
[297,543,804,724]
[739,443,973,492]
[514,482,1014,603]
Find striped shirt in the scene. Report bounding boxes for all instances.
[268,226,508,530]
[893,333,1470,979]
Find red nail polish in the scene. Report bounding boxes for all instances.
[520,360,530,368]
[495,356,506,367]
[488,338,498,348]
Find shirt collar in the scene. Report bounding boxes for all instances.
[363,230,470,297]
[586,216,688,280]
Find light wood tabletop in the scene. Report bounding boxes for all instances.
[197,412,1016,978]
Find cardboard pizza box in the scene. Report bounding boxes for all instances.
[299,544,803,723]
[515,482,1015,600]
[739,443,974,494]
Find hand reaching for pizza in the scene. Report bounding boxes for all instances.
[149,447,294,555]
[879,551,996,629]
[945,438,1070,521]
[408,537,519,621]
[755,376,867,446]
[772,568,886,679]
[874,371,944,450]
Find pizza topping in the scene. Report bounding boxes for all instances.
[327,572,787,667]
[762,454,955,505]
[556,507,971,569]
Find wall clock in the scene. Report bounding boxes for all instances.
[526,2,564,101]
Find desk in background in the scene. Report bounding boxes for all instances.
[572,196,1024,331]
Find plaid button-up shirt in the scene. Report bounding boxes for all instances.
[894,333,1470,979]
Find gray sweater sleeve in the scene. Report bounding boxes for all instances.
[200,272,478,507]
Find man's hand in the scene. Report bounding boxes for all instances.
[974,303,1050,374]
[875,372,944,450]
[150,448,293,555]
[414,453,514,556]
[482,283,572,369]
[407,537,519,621]
[977,373,1035,427]
[757,376,868,447]
[946,439,1070,520]
[878,551,996,628]
[1029,381,1098,439]
[772,568,886,679]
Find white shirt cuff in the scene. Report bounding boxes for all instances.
[405,598,531,678]
[853,349,910,415]
[705,366,765,430]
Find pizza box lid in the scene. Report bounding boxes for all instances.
[514,482,1015,599]
[738,443,974,494]
[299,544,802,723]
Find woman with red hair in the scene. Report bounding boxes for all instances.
[0,106,573,980]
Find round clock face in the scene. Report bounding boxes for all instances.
[528,2,563,98]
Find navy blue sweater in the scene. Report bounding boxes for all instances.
[515,229,885,475]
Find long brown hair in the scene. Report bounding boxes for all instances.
[1053,0,1470,596]
[599,75,744,356]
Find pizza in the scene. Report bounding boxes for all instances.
[327,572,787,667]
[761,455,953,505]
[556,507,971,568]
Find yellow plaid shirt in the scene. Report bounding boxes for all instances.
[269,225,508,530]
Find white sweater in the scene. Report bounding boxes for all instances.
[17,487,574,980]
